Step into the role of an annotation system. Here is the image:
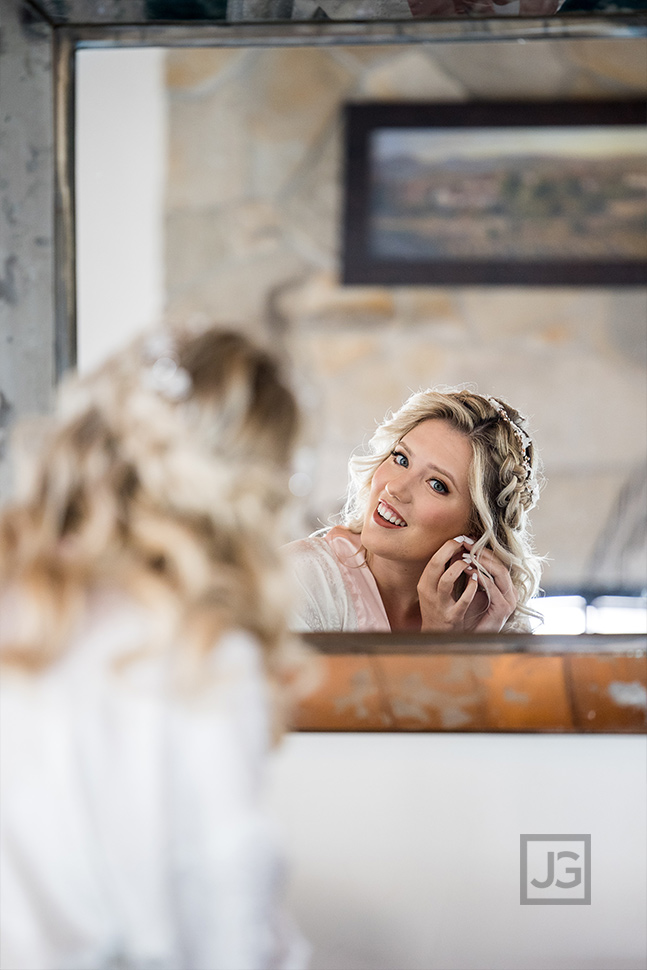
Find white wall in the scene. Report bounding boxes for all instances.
[76,48,166,373]
[267,733,647,970]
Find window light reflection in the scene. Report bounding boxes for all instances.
[532,594,646,635]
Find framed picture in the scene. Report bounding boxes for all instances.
[342,100,647,286]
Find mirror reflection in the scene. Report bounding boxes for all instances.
[285,389,543,633]
[76,41,647,633]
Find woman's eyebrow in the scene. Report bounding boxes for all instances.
[427,462,458,489]
[399,441,459,490]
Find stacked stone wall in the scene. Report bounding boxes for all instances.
[165,40,647,590]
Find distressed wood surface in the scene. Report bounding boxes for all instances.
[290,634,646,733]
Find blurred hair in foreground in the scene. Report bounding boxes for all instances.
[0,325,310,723]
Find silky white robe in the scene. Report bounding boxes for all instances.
[0,591,307,970]
[284,528,390,633]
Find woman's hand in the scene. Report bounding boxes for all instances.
[417,538,517,633]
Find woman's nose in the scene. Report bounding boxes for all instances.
[386,476,409,502]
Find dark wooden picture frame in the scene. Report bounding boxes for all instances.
[342,100,647,286]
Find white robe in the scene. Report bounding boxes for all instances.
[283,528,390,633]
[0,591,307,970]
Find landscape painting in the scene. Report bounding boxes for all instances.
[343,101,647,286]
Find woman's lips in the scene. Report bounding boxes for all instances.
[374,500,407,528]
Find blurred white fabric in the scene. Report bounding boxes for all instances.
[0,592,307,970]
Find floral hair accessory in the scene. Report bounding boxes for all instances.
[142,333,192,402]
[486,396,533,479]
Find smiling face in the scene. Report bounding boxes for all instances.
[360,419,474,569]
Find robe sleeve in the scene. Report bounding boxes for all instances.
[282,538,358,633]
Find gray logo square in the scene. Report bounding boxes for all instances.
[520,834,591,905]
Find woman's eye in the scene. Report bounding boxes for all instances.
[429,478,448,494]
[392,450,408,467]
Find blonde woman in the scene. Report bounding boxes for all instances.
[285,388,542,633]
[0,328,309,970]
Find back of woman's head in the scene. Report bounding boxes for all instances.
[342,387,543,628]
[0,326,300,669]
[55,327,298,511]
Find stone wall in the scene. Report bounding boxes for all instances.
[164,39,647,591]
[0,1,56,501]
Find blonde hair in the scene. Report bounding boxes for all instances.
[0,327,301,696]
[341,388,544,631]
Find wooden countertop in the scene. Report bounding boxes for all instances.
[290,633,647,733]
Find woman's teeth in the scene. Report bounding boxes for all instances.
[377,501,406,527]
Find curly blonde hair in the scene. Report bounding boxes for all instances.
[0,327,302,695]
[341,388,544,631]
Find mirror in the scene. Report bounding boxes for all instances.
[76,39,647,628]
